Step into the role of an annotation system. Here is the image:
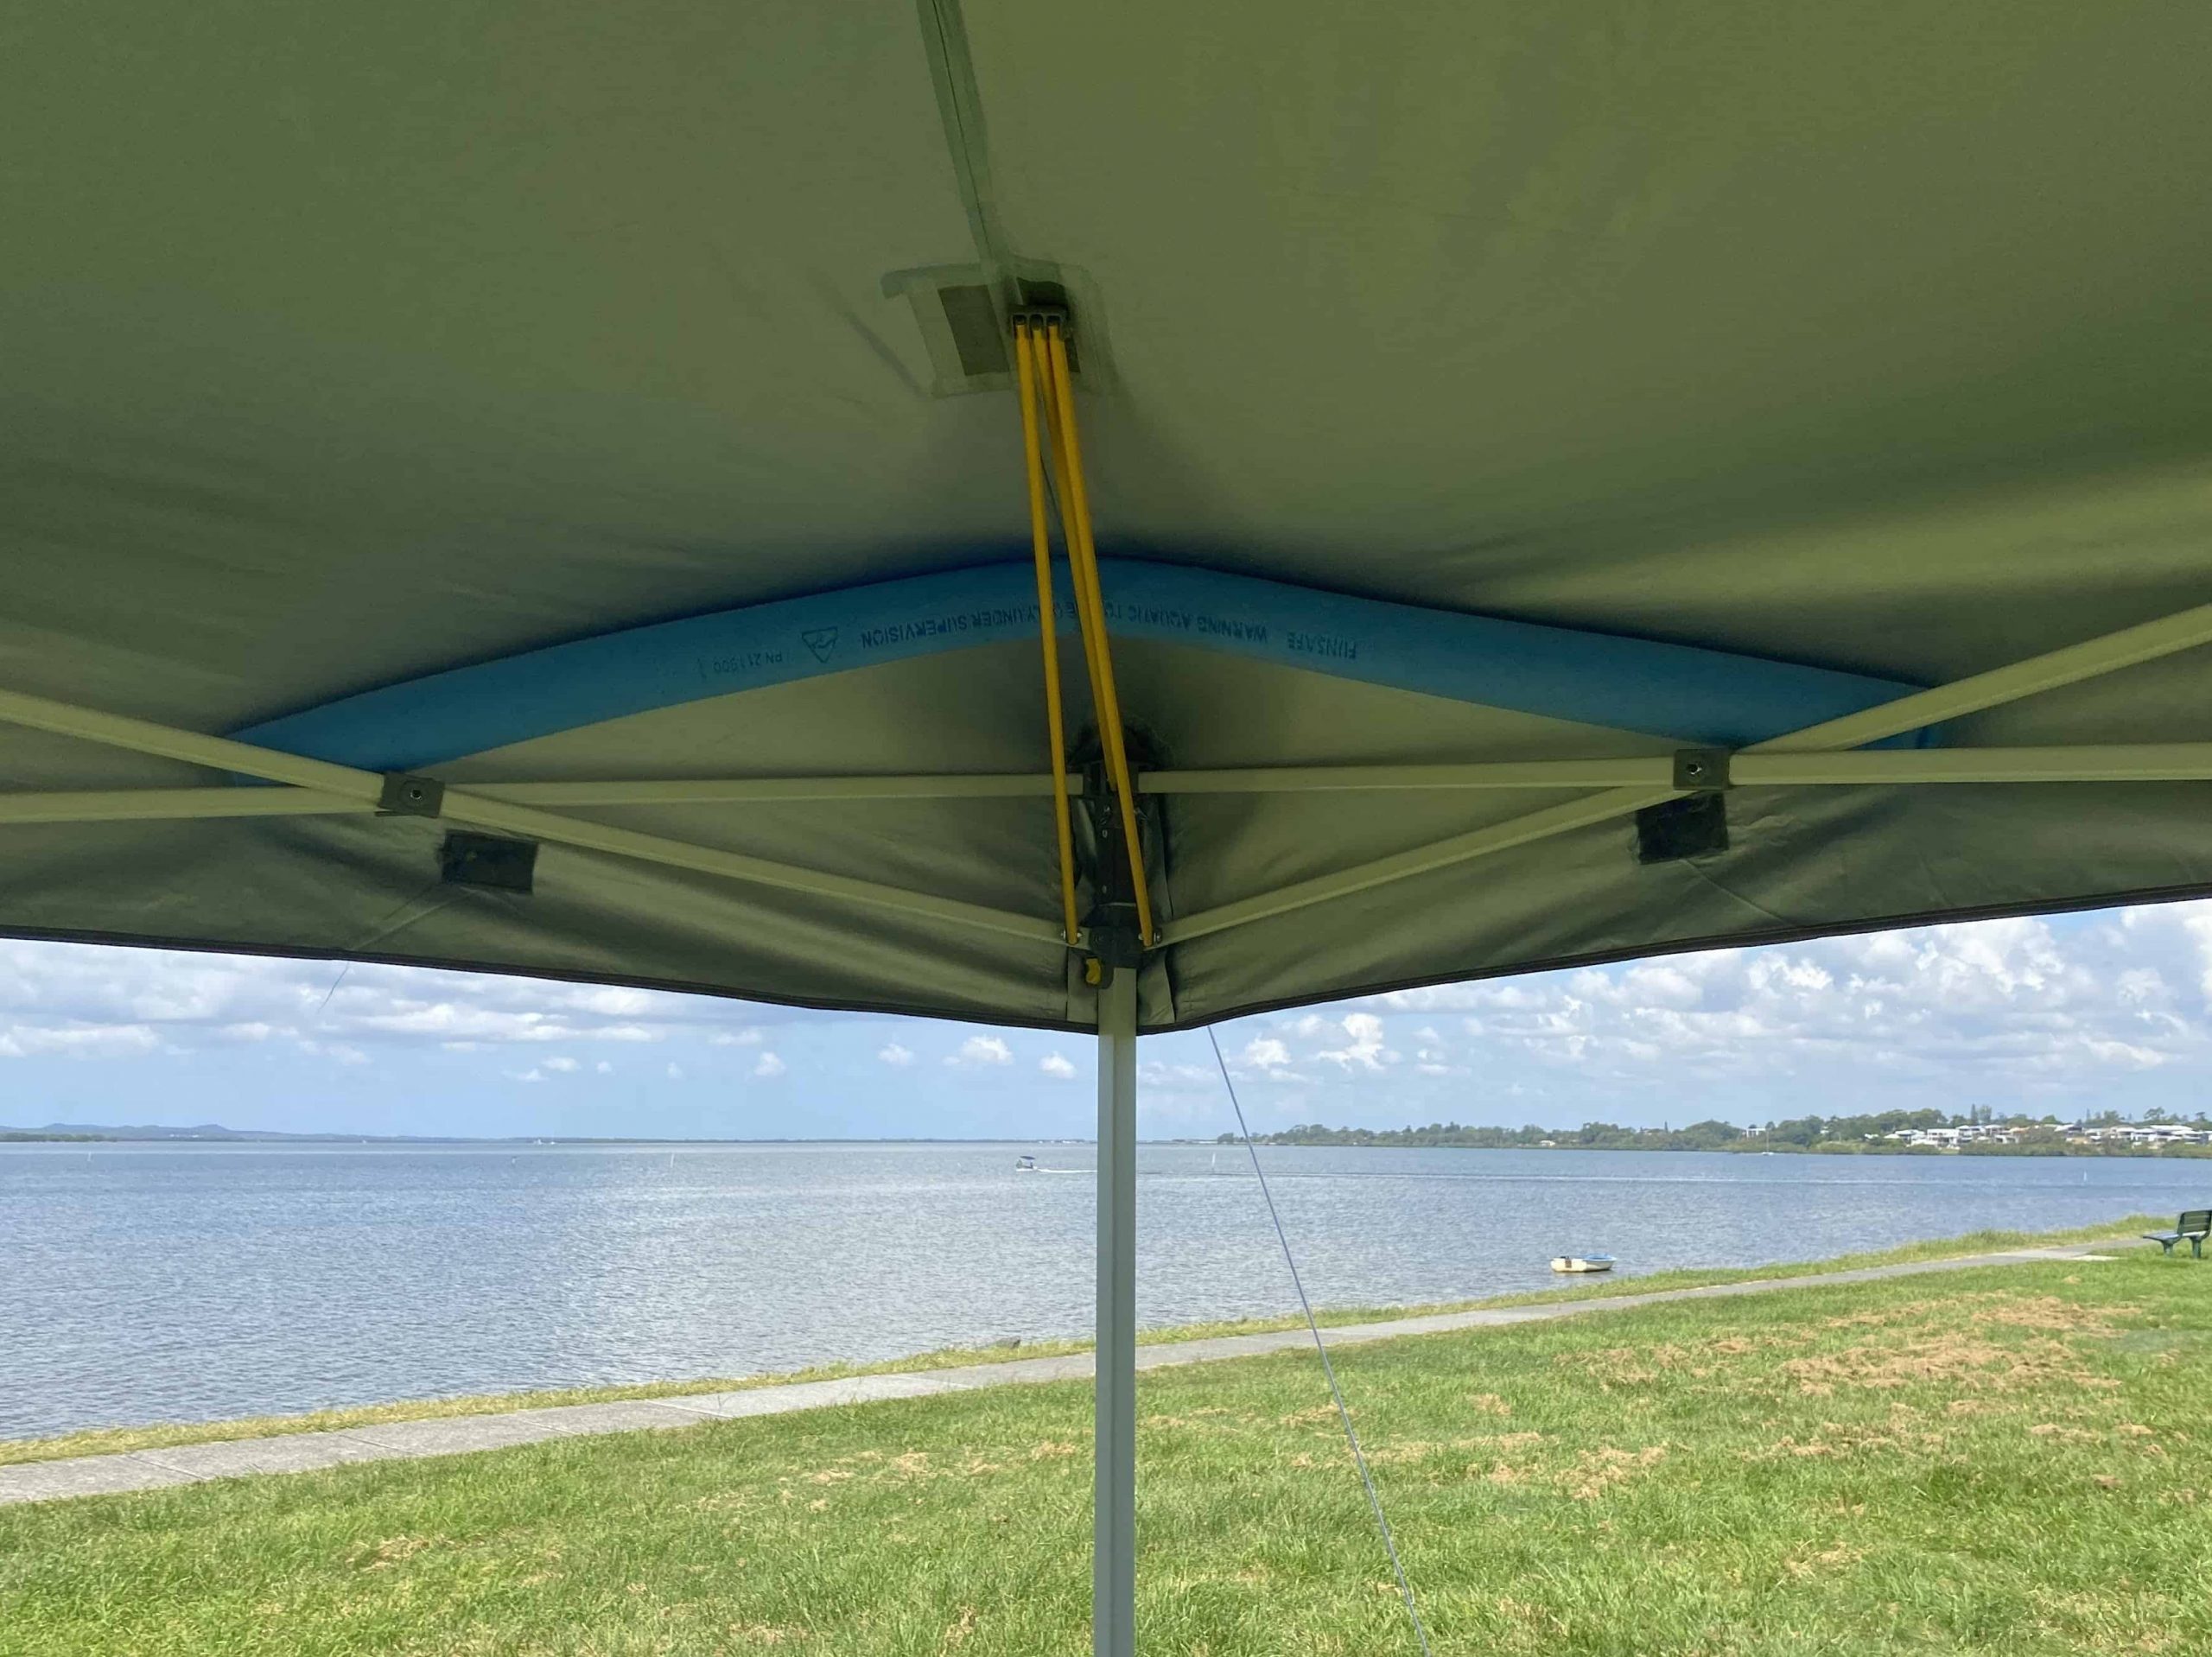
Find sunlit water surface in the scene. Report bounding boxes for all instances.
[3,1141,2200,1438]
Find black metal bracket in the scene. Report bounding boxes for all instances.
[439,831,537,893]
[1080,755,1145,968]
[1637,793,1730,864]
[1070,721,1166,968]
[378,773,444,817]
[1672,748,1732,791]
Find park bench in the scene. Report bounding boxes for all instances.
[2142,1209,2210,1257]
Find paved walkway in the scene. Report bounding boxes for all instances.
[0,1245,2113,1507]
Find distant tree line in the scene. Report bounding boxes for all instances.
[0,1130,111,1142]
[1225,1107,2212,1157]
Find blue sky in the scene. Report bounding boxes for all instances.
[3,899,2210,1140]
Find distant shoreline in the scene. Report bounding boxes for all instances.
[1236,1132,2212,1160]
[10,1125,2209,1159]
[0,1127,1088,1146]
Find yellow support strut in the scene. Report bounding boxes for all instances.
[1036,321,1154,949]
[1012,321,1083,947]
[1033,338,1110,735]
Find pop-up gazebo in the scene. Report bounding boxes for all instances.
[7,4,2211,1649]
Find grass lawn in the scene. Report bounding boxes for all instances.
[2,1244,2206,1654]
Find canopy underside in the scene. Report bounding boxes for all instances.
[4,2,2212,1029]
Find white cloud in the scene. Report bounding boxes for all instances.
[1314,1012,1389,1072]
[563,987,657,1017]
[1409,1029,1462,1078]
[1039,1051,1077,1080]
[1368,908,2212,1100]
[665,1062,685,1082]
[947,1035,1013,1068]
[11,900,2212,1130]
[1224,1035,1313,1088]
[753,1051,786,1078]
[1139,1058,1217,1085]
[0,1024,161,1059]
[0,940,803,1070]
[1154,903,2212,1124]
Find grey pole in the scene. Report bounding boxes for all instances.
[1094,965,1139,1657]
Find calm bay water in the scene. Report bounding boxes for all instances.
[1,1140,2202,1439]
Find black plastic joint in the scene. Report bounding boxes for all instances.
[1086,921,1144,971]
[378,772,445,817]
[1007,304,1070,337]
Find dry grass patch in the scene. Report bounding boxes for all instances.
[1560,1443,1669,1500]
[1548,1288,2141,1405]
[1778,1292,2132,1398]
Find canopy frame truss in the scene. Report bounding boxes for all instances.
[1166,598,2212,942]
[4,598,2211,956]
[19,740,2212,829]
[0,687,1071,949]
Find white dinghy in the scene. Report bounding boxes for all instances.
[1551,1254,1617,1274]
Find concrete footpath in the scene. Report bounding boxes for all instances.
[0,1245,2113,1508]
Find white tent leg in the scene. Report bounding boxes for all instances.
[1095,966,1138,1657]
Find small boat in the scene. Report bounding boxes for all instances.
[1014,1154,1038,1171]
[1551,1254,1616,1274]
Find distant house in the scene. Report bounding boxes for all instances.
[2119,1122,2210,1146]
[1884,1123,2024,1149]
[1883,1118,2209,1150]
[2055,1121,2209,1147]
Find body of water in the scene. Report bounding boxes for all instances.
[1,1140,2202,1439]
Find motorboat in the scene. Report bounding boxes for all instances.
[1014,1154,1038,1171]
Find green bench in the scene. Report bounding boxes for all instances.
[2143,1209,2210,1257]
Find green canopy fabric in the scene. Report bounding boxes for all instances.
[5,1,2212,1031]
